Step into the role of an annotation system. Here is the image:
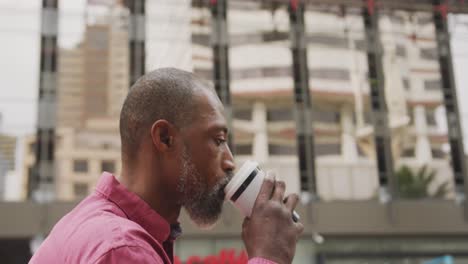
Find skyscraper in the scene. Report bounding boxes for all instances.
[53,0,129,200]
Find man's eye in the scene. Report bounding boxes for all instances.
[215,138,226,146]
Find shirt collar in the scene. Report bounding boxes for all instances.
[95,172,179,243]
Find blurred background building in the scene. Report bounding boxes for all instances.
[53,0,127,199]
[191,2,454,201]
[1,0,468,263]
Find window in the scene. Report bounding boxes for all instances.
[314,109,340,123]
[262,31,289,42]
[101,160,115,173]
[267,108,294,122]
[221,66,345,83]
[418,15,433,25]
[73,183,89,197]
[29,142,37,154]
[234,108,252,121]
[101,143,111,150]
[230,33,262,46]
[268,144,297,156]
[395,44,407,57]
[192,33,210,46]
[424,79,441,91]
[193,68,212,80]
[408,107,414,125]
[310,68,350,81]
[354,39,366,51]
[420,48,437,61]
[315,143,341,156]
[27,166,34,181]
[307,33,347,49]
[235,144,253,155]
[432,148,446,158]
[402,148,415,157]
[231,67,291,80]
[364,111,373,124]
[73,160,88,173]
[402,78,410,90]
[426,110,437,126]
[391,15,405,25]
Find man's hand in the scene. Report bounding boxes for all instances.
[242,171,304,264]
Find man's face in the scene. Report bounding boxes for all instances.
[176,89,235,228]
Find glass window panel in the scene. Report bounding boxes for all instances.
[235,144,253,155]
[425,79,442,91]
[73,160,88,173]
[101,160,115,173]
[73,182,88,197]
[234,108,253,121]
[395,44,407,57]
[420,47,438,61]
[267,108,294,122]
[269,144,297,156]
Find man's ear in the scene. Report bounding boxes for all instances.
[150,120,176,152]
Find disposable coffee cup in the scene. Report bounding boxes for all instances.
[224,160,300,222]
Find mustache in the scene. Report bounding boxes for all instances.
[225,171,234,183]
[216,171,234,198]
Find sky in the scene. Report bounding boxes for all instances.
[0,0,467,148]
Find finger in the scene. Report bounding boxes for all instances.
[295,222,304,235]
[242,218,250,230]
[272,180,286,202]
[254,171,275,204]
[284,193,300,212]
[242,218,250,240]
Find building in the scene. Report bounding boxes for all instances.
[49,0,452,201]
[169,2,467,262]
[54,0,128,200]
[0,133,17,199]
[189,2,452,200]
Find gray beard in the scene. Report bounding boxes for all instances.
[177,146,229,229]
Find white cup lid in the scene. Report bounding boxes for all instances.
[224,160,259,200]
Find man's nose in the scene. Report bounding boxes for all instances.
[223,144,235,173]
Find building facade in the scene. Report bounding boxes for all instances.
[0,133,17,199]
[17,0,453,202]
[53,0,128,200]
[190,1,452,200]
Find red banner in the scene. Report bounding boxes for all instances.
[175,249,249,264]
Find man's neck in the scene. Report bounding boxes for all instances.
[120,166,181,225]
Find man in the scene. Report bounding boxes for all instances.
[30,68,303,263]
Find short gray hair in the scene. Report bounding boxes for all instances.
[119,67,212,162]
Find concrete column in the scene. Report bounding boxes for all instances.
[341,105,359,162]
[362,2,395,201]
[347,29,365,129]
[414,105,432,163]
[252,102,268,163]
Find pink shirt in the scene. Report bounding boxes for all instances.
[30,172,275,264]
